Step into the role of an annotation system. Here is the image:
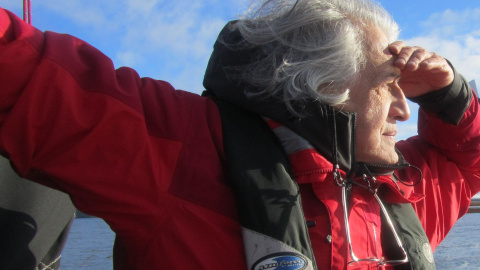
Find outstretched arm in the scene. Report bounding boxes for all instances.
[0,8,194,224]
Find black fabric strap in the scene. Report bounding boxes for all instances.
[211,96,317,269]
[381,201,436,270]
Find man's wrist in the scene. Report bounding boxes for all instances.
[408,62,472,125]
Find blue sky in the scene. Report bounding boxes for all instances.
[2,0,480,140]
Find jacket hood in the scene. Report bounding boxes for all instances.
[203,21,408,175]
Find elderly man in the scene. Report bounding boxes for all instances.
[0,0,478,269]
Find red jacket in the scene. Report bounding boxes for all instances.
[1,8,480,270]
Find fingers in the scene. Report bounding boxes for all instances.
[388,41,405,55]
[399,48,430,71]
[388,42,437,71]
[388,41,454,93]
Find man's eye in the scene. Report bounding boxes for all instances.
[380,84,391,91]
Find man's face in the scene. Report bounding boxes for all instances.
[337,30,410,165]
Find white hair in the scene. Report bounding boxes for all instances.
[229,0,399,113]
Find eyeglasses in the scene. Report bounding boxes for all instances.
[334,167,409,268]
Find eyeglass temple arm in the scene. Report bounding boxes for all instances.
[373,193,409,264]
[342,185,409,265]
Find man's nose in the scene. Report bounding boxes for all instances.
[389,84,411,121]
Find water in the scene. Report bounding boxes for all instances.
[433,213,480,269]
[60,218,114,270]
[60,215,480,269]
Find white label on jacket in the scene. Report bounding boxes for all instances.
[242,227,314,270]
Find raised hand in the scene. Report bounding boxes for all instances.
[388,41,454,98]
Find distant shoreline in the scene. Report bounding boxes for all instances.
[74,198,480,217]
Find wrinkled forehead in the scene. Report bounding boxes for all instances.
[357,53,400,90]
[364,29,400,83]
[365,25,388,50]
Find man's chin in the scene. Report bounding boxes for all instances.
[358,151,399,165]
[378,152,399,165]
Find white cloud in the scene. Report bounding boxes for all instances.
[38,0,114,30]
[116,51,145,68]
[24,0,248,91]
[118,1,227,58]
[111,0,249,91]
[404,8,480,84]
[420,8,480,36]
[125,0,158,18]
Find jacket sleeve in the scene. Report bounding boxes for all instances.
[397,66,480,250]
[0,8,222,232]
[409,65,480,172]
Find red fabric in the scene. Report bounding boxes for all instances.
[397,94,480,251]
[1,8,480,269]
